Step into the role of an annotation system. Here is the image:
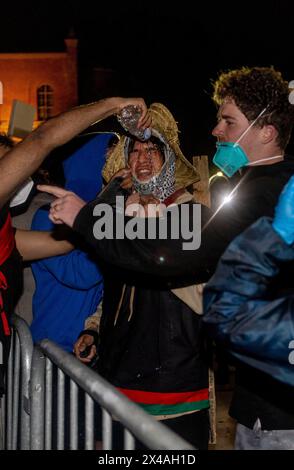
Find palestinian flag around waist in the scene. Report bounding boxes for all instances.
[117,387,209,416]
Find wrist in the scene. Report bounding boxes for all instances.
[78,329,99,344]
[91,97,122,121]
[105,97,124,116]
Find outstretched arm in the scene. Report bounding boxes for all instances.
[15,229,74,261]
[37,170,287,281]
[0,97,149,209]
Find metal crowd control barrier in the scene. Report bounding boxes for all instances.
[2,315,195,450]
[4,314,33,450]
[33,339,195,450]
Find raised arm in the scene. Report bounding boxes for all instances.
[0,97,149,208]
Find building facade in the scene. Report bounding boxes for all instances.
[0,38,78,133]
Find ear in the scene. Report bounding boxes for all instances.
[261,125,278,144]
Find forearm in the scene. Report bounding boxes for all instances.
[31,98,121,151]
[15,229,74,261]
[73,200,219,280]
[0,97,133,208]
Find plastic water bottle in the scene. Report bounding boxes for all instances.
[117,105,151,141]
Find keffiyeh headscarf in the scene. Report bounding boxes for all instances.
[124,129,176,201]
[102,103,199,199]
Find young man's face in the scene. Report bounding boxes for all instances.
[128,140,164,182]
[212,98,263,162]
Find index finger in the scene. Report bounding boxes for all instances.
[37,184,69,198]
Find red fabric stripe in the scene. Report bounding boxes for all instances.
[1,311,10,336]
[0,213,15,265]
[0,213,15,337]
[117,387,209,405]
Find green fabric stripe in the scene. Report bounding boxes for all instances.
[138,399,210,416]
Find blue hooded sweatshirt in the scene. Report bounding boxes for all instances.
[30,133,114,351]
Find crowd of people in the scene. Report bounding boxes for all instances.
[0,66,294,450]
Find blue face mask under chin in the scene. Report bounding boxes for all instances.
[213,142,249,177]
[212,106,270,178]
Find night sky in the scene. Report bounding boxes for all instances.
[0,0,293,158]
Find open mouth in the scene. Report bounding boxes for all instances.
[135,168,153,181]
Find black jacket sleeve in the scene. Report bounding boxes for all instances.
[73,176,279,282]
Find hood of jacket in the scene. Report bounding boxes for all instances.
[63,133,114,201]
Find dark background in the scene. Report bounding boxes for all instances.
[0,0,293,159]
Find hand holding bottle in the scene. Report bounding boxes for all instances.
[117,104,152,141]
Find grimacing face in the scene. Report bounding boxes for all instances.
[128,140,164,182]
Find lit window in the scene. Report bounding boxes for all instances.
[37,85,54,120]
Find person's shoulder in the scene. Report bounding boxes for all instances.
[284,154,294,162]
[245,161,294,193]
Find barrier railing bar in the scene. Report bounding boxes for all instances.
[57,368,65,450]
[11,314,33,450]
[45,358,53,450]
[30,347,45,450]
[39,339,195,450]
[70,379,78,450]
[85,393,94,450]
[102,408,112,450]
[12,335,20,449]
